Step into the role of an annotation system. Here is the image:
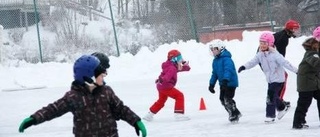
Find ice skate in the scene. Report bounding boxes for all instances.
[174,113,190,121]
[283,101,291,107]
[143,112,155,122]
[277,103,290,120]
[229,111,242,123]
[292,123,309,129]
[264,117,275,123]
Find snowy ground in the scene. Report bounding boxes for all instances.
[1,31,320,137]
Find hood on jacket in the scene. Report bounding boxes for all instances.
[303,37,320,51]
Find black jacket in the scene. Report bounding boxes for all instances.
[273,29,295,57]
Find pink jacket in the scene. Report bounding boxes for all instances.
[156,60,191,90]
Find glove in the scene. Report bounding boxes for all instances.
[208,84,215,94]
[155,77,163,84]
[19,117,36,133]
[221,79,228,91]
[238,66,245,73]
[134,120,147,137]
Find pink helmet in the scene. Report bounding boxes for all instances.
[259,32,275,46]
[313,26,320,42]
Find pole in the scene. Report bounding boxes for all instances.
[0,25,3,64]
[108,0,120,56]
[33,0,43,63]
[266,0,274,32]
[186,0,199,42]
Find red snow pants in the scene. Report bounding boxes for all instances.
[149,87,185,114]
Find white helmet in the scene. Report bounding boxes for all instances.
[209,40,226,51]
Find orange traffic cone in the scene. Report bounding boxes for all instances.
[199,97,206,110]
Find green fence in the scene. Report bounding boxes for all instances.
[0,0,319,63]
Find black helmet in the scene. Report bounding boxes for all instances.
[91,52,110,69]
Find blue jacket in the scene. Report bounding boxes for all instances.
[209,49,239,88]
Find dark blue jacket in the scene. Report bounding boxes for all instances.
[209,49,239,88]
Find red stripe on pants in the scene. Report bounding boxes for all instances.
[280,72,288,99]
[149,87,185,114]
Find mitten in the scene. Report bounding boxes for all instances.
[19,117,36,133]
[238,66,245,73]
[134,120,147,137]
[208,84,215,94]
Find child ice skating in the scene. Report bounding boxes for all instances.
[256,20,300,107]
[257,19,300,106]
[271,19,300,105]
[238,32,298,123]
[19,54,147,137]
[292,26,320,129]
[208,40,241,123]
[143,49,191,121]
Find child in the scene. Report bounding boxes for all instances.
[273,19,300,106]
[18,54,147,137]
[256,20,300,106]
[274,19,300,57]
[208,40,241,122]
[292,26,320,129]
[143,49,191,121]
[238,32,298,123]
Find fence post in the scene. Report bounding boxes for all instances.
[0,24,3,64]
[108,0,120,56]
[266,0,274,32]
[186,0,199,42]
[33,0,43,63]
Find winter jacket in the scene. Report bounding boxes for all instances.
[209,49,239,87]
[156,60,191,90]
[243,47,298,83]
[273,29,294,57]
[31,82,141,137]
[297,39,320,92]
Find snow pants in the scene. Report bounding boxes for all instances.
[266,82,286,118]
[149,87,185,114]
[278,72,288,100]
[293,91,320,126]
[219,86,241,117]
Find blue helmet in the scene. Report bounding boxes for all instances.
[73,55,100,83]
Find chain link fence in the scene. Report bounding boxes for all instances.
[147,0,320,43]
[0,0,319,63]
